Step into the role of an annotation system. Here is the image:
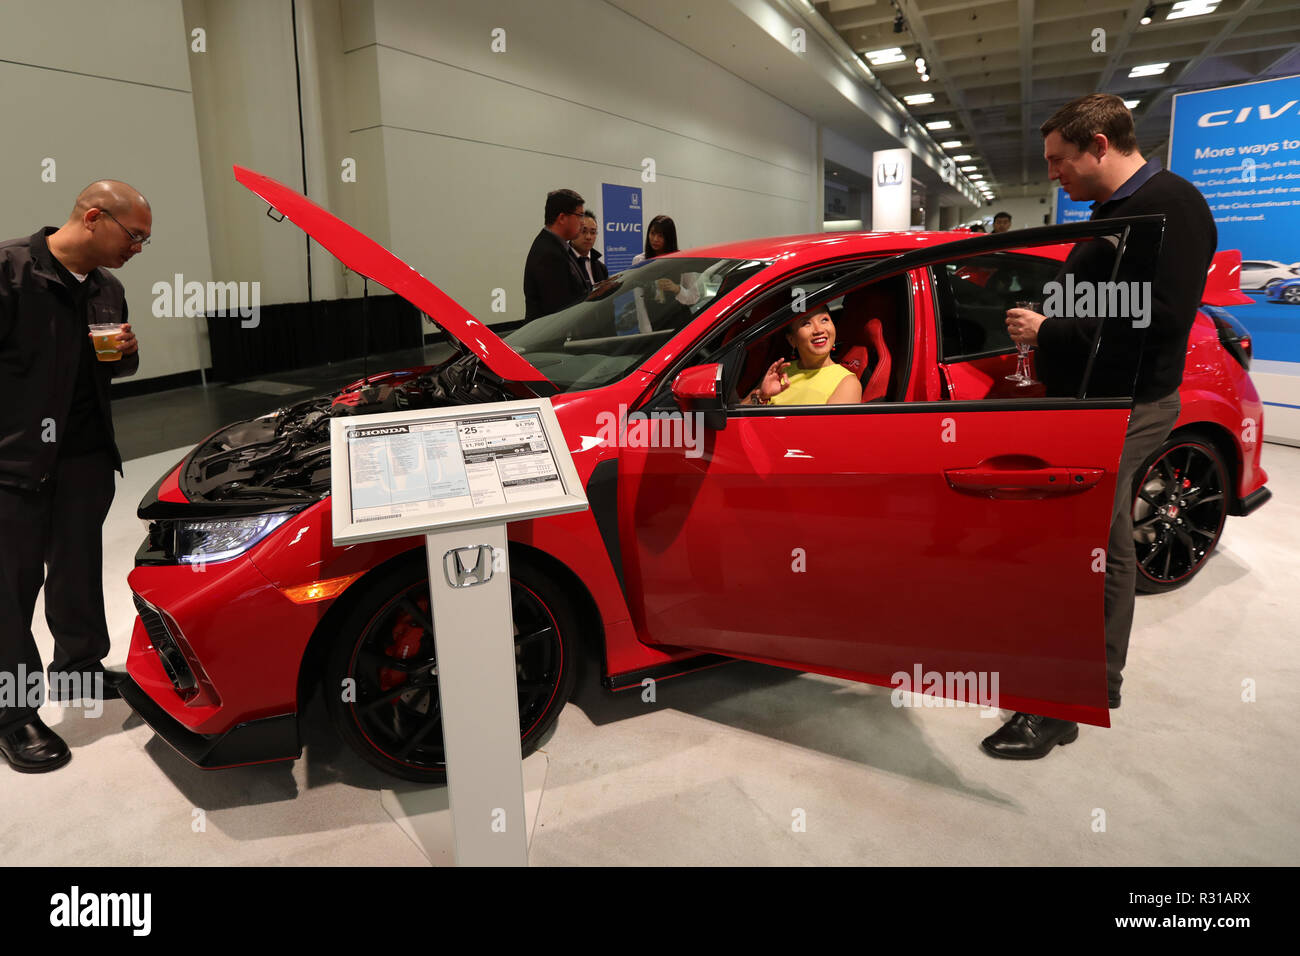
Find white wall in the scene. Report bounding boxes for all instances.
[3,0,823,383]
[0,0,213,383]
[365,0,818,321]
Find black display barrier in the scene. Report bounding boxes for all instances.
[204,292,424,382]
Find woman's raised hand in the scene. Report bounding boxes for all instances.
[761,359,790,399]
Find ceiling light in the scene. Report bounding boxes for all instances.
[1140,3,1155,24]
[1167,0,1220,19]
[921,72,931,82]
[904,93,935,105]
[952,154,972,161]
[926,120,952,130]
[1124,99,1140,109]
[961,165,978,171]
[864,47,907,66]
[1128,62,1169,78]
[915,56,926,73]
[941,140,963,148]
[969,174,985,180]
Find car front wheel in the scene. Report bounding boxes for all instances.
[324,554,580,782]
[1283,286,1300,304]
[1132,436,1229,593]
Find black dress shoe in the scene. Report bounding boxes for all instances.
[1108,691,1121,709]
[981,712,1079,760]
[45,667,123,703]
[0,718,71,773]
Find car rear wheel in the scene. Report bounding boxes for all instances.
[324,554,580,782]
[1132,437,1228,594]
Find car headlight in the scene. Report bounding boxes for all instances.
[174,512,295,564]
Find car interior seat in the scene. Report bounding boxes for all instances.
[836,281,900,402]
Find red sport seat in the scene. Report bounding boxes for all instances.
[837,284,898,402]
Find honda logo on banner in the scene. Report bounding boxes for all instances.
[444,545,494,588]
[871,148,913,231]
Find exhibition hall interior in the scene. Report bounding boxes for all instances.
[1,0,1297,869]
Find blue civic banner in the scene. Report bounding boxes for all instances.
[1169,75,1300,363]
[1054,187,1093,223]
[601,184,643,274]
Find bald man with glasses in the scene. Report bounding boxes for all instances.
[0,180,148,772]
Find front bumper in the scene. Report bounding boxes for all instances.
[119,673,300,769]
[125,545,326,746]
[1235,485,1272,517]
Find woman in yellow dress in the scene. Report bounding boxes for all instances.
[741,307,863,406]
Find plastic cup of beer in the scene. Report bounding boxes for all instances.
[89,323,124,362]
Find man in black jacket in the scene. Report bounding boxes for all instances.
[569,211,608,288]
[0,180,147,772]
[986,94,1217,759]
[523,189,589,320]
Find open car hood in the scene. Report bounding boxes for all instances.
[233,165,550,387]
[1203,249,1254,307]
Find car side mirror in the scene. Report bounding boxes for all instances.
[671,364,726,430]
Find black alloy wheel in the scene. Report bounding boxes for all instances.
[1131,437,1229,594]
[324,556,580,782]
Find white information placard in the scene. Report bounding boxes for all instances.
[330,399,587,545]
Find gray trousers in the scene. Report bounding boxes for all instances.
[1104,392,1181,698]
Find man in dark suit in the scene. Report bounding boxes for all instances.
[569,211,608,289]
[523,189,589,320]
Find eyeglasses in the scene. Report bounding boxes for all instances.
[99,209,150,247]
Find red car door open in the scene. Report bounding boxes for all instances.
[618,217,1166,728]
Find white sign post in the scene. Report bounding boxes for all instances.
[330,400,587,866]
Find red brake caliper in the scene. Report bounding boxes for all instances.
[379,598,429,691]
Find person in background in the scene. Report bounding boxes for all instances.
[523,188,589,320]
[0,180,146,773]
[569,211,607,288]
[968,223,987,233]
[631,214,679,265]
[992,211,1012,233]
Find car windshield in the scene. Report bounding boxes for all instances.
[504,256,768,391]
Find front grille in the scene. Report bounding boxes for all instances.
[132,594,197,697]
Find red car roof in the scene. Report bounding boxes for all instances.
[677,230,1074,267]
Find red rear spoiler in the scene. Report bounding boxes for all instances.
[1202,250,1253,307]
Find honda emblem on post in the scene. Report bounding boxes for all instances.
[444,545,494,588]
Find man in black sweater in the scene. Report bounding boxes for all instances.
[986,93,1217,759]
[523,189,590,321]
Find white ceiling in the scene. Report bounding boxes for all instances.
[816,0,1300,193]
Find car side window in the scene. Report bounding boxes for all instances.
[931,253,1063,362]
[724,271,911,405]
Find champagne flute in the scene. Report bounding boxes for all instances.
[1006,299,1041,386]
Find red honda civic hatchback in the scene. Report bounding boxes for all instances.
[120,168,1270,782]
